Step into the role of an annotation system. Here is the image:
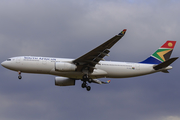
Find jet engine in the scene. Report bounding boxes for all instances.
[55,77,75,86]
[55,62,77,72]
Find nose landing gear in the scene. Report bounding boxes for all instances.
[18,71,22,79]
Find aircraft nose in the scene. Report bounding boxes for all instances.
[1,61,6,67]
[1,61,9,68]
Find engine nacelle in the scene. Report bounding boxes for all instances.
[55,62,77,72]
[55,77,75,86]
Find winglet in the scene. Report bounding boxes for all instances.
[101,80,111,84]
[118,29,127,36]
[105,80,111,84]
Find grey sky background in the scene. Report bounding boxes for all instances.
[0,0,180,120]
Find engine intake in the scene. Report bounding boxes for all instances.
[55,62,77,72]
[55,77,75,86]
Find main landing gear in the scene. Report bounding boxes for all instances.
[81,74,92,91]
[18,71,22,79]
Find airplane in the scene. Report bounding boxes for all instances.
[1,29,178,91]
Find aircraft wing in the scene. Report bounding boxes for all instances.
[73,29,127,73]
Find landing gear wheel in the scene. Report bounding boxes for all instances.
[81,83,86,88]
[88,78,92,83]
[86,86,91,91]
[18,75,22,79]
[82,74,92,91]
[83,74,88,79]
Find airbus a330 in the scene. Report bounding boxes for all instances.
[1,29,178,91]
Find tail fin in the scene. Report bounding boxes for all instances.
[140,41,176,64]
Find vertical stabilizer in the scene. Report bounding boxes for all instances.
[140,41,176,64]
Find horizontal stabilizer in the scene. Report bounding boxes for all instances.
[153,57,178,70]
[161,70,169,73]
[92,79,111,84]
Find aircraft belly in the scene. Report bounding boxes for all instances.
[49,69,107,79]
[50,70,83,79]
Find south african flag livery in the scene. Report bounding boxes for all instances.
[140,41,176,64]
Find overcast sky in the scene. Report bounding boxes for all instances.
[0,0,180,120]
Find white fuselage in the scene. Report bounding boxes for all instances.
[1,56,172,79]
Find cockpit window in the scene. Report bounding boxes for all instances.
[7,59,11,61]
